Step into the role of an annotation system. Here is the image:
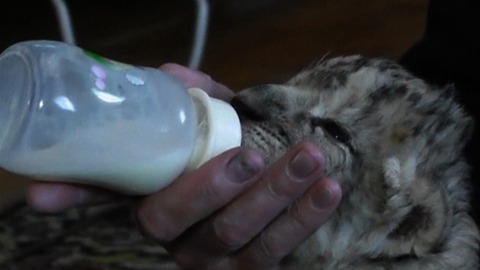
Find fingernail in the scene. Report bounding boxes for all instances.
[312,188,334,209]
[288,150,321,179]
[226,150,262,184]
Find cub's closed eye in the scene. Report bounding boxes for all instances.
[310,118,351,145]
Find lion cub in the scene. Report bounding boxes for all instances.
[233,55,479,269]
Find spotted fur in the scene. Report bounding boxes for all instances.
[235,55,479,269]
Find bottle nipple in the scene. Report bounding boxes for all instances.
[186,88,242,170]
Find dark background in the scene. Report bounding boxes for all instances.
[0,0,428,88]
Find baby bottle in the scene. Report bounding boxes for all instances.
[0,40,241,195]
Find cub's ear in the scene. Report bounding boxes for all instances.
[411,84,474,175]
[426,85,474,150]
[458,114,474,149]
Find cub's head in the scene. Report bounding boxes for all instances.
[231,55,475,261]
[233,55,472,195]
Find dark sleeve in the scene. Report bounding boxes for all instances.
[400,0,480,223]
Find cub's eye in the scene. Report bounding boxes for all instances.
[310,118,351,145]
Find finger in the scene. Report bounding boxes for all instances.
[160,63,234,101]
[136,147,264,244]
[27,182,120,213]
[168,142,327,267]
[233,178,342,269]
[209,142,326,251]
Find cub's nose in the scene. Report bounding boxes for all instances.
[231,84,284,122]
[230,95,266,122]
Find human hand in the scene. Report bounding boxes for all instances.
[27,64,342,270]
[137,142,341,270]
[27,63,233,212]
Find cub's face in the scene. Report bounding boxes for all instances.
[230,56,477,265]
[232,56,471,194]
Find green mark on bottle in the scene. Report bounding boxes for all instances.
[83,49,133,70]
[83,50,110,66]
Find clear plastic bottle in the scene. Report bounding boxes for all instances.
[0,40,241,195]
